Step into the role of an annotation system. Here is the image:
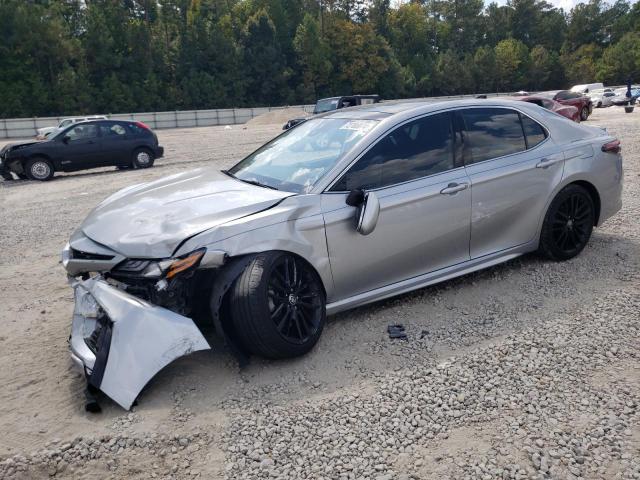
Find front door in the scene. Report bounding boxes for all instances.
[456,107,565,258]
[57,123,103,171]
[322,111,472,301]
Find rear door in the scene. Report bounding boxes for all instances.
[98,121,134,166]
[458,107,565,258]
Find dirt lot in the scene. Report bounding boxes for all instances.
[0,108,638,480]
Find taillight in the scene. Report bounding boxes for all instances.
[135,121,151,131]
[601,139,621,153]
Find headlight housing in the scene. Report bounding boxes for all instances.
[113,248,207,280]
[165,249,206,279]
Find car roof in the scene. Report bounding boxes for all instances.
[319,98,545,121]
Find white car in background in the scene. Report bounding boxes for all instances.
[570,83,604,94]
[36,116,107,139]
[591,90,616,108]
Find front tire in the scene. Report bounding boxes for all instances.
[580,106,589,121]
[132,148,155,169]
[25,157,54,181]
[539,184,595,261]
[229,252,326,359]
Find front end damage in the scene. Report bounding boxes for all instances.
[63,236,233,410]
[69,276,210,410]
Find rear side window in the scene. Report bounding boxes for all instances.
[520,115,546,148]
[331,112,454,191]
[100,123,127,136]
[460,108,526,164]
[127,123,148,136]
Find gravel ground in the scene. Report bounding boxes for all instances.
[0,108,638,480]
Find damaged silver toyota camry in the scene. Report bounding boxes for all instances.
[63,99,623,410]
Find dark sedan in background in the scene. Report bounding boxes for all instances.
[0,120,164,181]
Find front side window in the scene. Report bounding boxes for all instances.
[59,119,72,128]
[460,108,526,164]
[330,112,454,191]
[228,118,377,193]
[65,124,99,141]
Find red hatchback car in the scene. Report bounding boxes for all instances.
[510,95,581,123]
[540,90,592,121]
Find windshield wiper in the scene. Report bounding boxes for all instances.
[222,170,279,190]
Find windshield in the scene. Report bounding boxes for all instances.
[227,118,378,193]
[314,98,340,114]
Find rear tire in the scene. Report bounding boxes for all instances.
[132,148,154,169]
[229,251,326,359]
[539,184,595,261]
[25,157,54,181]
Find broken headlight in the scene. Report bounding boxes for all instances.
[114,248,207,280]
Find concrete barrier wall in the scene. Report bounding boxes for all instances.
[0,104,317,139]
[0,92,526,139]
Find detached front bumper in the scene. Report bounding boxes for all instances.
[70,277,210,410]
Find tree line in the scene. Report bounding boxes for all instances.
[1,0,639,118]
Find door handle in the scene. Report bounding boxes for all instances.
[535,157,563,168]
[440,182,469,195]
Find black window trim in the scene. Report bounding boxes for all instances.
[323,105,550,193]
[325,110,463,193]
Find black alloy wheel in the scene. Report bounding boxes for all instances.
[229,251,326,359]
[267,255,323,345]
[540,184,594,261]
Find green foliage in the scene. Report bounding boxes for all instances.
[1,0,640,118]
[495,38,529,91]
[598,32,640,85]
[561,44,603,85]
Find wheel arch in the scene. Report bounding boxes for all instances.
[23,153,56,170]
[535,177,602,249]
[569,180,601,226]
[206,249,328,364]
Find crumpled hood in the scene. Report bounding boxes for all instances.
[81,168,294,258]
[2,140,44,154]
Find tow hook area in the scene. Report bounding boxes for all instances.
[70,276,211,410]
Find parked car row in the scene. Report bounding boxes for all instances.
[1,120,163,181]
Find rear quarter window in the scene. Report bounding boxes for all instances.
[520,114,547,148]
[127,123,149,136]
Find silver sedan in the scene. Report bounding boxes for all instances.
[63,99,623,409]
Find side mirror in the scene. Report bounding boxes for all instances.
[355,191,380,236]
[62,135,71,144]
